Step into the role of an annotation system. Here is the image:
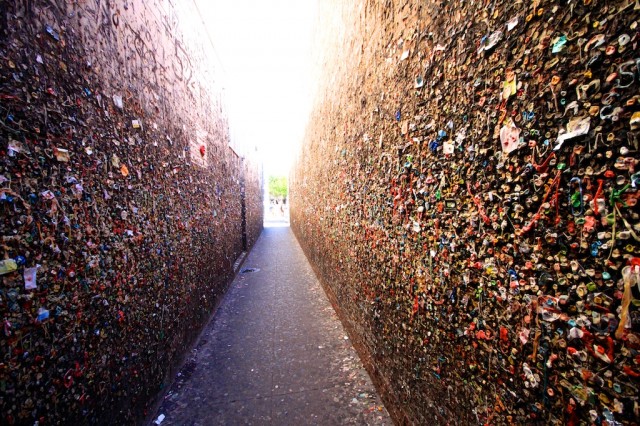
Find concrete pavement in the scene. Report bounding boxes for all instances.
[152,221,390,425]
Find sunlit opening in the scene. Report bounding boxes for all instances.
[195,0,317,179]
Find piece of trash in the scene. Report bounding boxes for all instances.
[24,265,40,290]
[45,25,60,41]
[113,94,123,109]
[7,139,28,156]
[240,268,260,273]
[481,30,503,52]
[154,414,165,424]
[554,116,591,149]
[0,259,18,275]
[37,307,49,322]
[344,335,349,340]
[54,147,70,162]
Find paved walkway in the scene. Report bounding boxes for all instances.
[153,222,390,425]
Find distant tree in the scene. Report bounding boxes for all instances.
[268,175,288,200]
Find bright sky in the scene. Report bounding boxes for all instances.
[195,0,317,177]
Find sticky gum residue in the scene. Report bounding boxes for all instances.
[292,0,640,424]
[0,1,262,424]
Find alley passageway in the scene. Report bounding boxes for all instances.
[153,221,390,425]
[3,0,640,424]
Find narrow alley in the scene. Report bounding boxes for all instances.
[1,0,640,425]
[153,221,389,425]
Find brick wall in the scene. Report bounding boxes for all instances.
[0,0,262,424]
[293,0,640,424]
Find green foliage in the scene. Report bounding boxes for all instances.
[268,175,288,199]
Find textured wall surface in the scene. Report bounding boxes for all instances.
[0,0,262,424]
[292,0,640,424]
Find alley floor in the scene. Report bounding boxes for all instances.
[152,220,390,425]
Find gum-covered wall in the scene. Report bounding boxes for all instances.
[0,0,262,424]
[292,0,640,424]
